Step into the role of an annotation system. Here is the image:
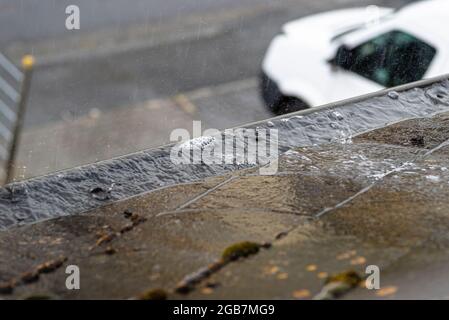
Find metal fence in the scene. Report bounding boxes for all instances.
[0,53,34,185]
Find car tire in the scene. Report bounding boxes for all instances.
[274,96,309,115]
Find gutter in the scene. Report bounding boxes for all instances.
[0,74,448,230]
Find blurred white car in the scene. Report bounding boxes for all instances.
[261,0,449,114]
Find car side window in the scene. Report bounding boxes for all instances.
[336,30,437,87]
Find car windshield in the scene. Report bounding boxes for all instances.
[339,30,437,87]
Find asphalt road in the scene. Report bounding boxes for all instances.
[0,0,285,45]
[0,0,414,178]
[7,0,410,127]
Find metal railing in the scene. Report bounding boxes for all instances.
[0,53,34,185]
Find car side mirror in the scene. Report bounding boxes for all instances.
[327,56,338,72]
[327,56,337,66]
[331,45,352,70]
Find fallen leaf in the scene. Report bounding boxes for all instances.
[292,289,311,299]
[264,266,280,275]
[336,253,351,260]
[317,272,328,279]
[337,250,357,260]
[201,287,214,295]
[376,286,398,297]
[350,256,367,265]
[277,272,288,280]
[306,264,317,272]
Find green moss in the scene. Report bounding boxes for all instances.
[139,288,168,300]
[23,293,56,300]
[325,270,362,287]
[222,241,260,262]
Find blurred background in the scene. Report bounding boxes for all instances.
[0,0,416,180]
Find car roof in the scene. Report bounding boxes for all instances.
[394,0,449,41]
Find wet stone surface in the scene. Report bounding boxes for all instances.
[3,90,449,298]
[1,79,449,230]
[354,112,449,150]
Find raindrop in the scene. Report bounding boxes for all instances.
[388,91,399,100]
[331,111,344,121]
[426,175,440,183]
[90,186,112,200]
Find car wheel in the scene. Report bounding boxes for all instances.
[274,96,309,115]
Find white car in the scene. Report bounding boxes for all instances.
[261,0,449,114]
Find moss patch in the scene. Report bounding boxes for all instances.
[325,270,362,287]
[138,288,168,300]
[222,241,260,262]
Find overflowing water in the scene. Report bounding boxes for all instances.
[0,79,449,230]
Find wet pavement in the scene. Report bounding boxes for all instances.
[1,78,449,299]
[2,78,448,230]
